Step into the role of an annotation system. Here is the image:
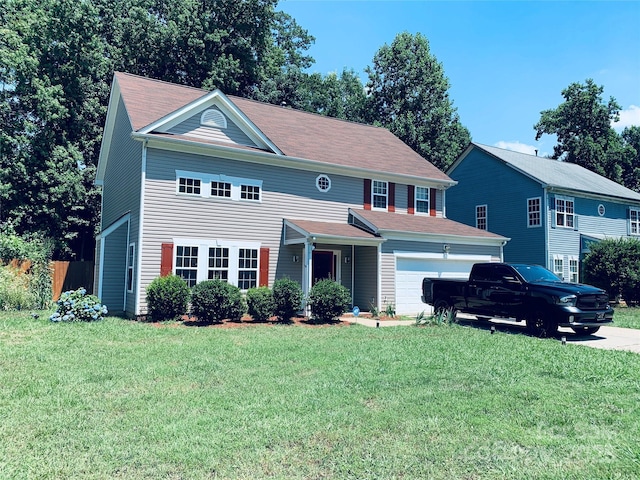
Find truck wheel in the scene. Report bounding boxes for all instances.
[434,299,456,319]
[571,326,600,335]
[526,309,558,337]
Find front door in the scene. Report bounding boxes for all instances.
[312,251,336,283]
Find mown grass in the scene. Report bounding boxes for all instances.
[1,311,639,479]
[612,306,640,329]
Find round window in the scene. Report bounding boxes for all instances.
[316,174,331,192]
[598,204,605,216]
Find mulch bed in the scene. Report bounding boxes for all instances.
[146,315,351,329]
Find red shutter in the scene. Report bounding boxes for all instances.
[388,182,396,212]
[407,186,415,214]
[259,247,269,287]
[160,242,173,277]
[430,189,437,217]
[364,179,372,210]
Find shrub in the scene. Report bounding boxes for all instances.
[583,237,640,304]
[272,277,303,322]
[307,279,351,323]
[49,288,108,322]
[191,279,246,323]
[0,265,34,310]
[146,275,191,321]
[246,287,274,322]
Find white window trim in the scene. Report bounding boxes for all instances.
[569,256,579,283]
[200,109,227,129]
[630,207,640,236]
[555,195,575,229]
[475,204,487,230]
[173,238,261,290]
[527,197,541,228]
[316,174,331,192]
[552,254,564,280]
[372,180,388,211]
[176,170,262,203]
[126,243,135,293]
[414,186,430,216]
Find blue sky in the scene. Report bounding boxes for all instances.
[279,0,640,156]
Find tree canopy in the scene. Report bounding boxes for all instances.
[365,32,471,171]
[534,79,639,192]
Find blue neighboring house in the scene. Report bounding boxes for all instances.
[446,143,640,283]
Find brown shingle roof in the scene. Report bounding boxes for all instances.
[286,219,379,240]
[114,72,452,181]
[351,209,507,240]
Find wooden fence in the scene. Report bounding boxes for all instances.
[5,259,94,301]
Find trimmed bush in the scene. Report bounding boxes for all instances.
[49,288,107,322]
[272,277,303,322]
[583,237,640,304]
[146,275,190,321]
[191,279,246,323]
[307,279,351,323]
[246,287,274,322]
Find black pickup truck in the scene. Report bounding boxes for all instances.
[422,263,614,336]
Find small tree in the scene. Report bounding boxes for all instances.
[246,287,275,322]
[191,279,246,323]
[272,277,303,322]
[146,275,190,321]
[583,237,640,304]
[307,279,351,323]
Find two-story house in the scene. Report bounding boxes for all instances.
[446,143,640,282]
[95,73,508,317]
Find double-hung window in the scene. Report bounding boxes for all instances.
[553,255,564,280]
[372,180,388,210]
[569,257,579,283]
[555,196,575,228]
[630,208,640,235]
[126,243,135,293]
[174,240,260,290]
[415,187,430,214]
[476,205,487,230]
[176,171,262,203]
[528,197,541,227]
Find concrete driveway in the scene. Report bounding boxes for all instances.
[344,314,640,354]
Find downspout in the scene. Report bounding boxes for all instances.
[376,242,382,313]
[97,234,105,299]
[134,139,148,316]
[303,238,315,315]
[351,244,355,307]
[543,188,549,270]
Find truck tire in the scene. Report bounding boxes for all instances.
[571,326,600,336]
[526,309,558,337]
[434,299,456,319]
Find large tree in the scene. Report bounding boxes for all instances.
[365,32,471,171]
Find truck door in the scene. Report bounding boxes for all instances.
[466,264,495,313]
[486,266,525,317]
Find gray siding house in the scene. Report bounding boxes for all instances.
[446,143,640,282]
[95,73,507,317]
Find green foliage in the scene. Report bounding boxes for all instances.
[145,275,190,321]
[272,277,303,322]
[369,301,380,319]
[49,288,107,322]
[246,286,274,322]
[29,259,53,310]
[415,308,457,326]
[190,280,246,323]
[583,237,640,304]
[384,302,396,318]
[307,279,351,323]
[0,265,33,310]
[365,32,471,171]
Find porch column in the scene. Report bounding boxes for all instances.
[302,239,314,314]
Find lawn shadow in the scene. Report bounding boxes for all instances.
[455,315,595,341]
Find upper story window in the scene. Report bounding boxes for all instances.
[176,170,262,203]
[476,205,487,230]
[528,197,541,227]
[316,174,331,192]
[555,195,574,228]
[630,208,640,235]
[415,187,430,214]
[372,180,388,210]
[200,109,227,129]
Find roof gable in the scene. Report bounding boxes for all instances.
[104,72,454,185]
[450,143,640,203]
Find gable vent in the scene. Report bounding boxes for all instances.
[200,109,227,129]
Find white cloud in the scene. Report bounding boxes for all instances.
[494,141,539,156]
[613,105,640,130]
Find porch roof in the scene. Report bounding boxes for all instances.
[283,219,383,246]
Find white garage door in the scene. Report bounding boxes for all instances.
[394,257,478,315]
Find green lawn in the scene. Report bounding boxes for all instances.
[1,311,639,479]
[612,306,640,329]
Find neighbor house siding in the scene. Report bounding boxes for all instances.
[101,221,128,315]
[137,148,365,313]
[165,108,257,147]
[574,195,631,238]
[380,253,396,309]
[447,149,545,264]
